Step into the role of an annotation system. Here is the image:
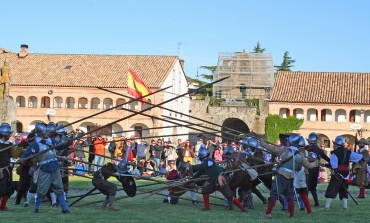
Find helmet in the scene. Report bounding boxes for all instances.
[223,145,235,157]
[333,136,346,147]
[56,124,66,135]
[198,146,210,159]
[0,122,12,136]
[298,136,306,148]
[247,138,260,149]
[307,132,318,144]
[35,122,47,136]
[241,138,249,150]
[288,134,301,147]
[117,160,130,173]
[47,122,57,132]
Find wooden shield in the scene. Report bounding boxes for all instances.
[120,176,136,197]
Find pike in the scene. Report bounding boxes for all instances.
[0,87,170,153]
[17,76,229,163]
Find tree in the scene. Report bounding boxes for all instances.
[274,51,296,71]
[253,41,266,53]
[198,66,217,82]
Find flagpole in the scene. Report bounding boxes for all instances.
[126,62,131,136]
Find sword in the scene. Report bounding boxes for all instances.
[333,172,358,205]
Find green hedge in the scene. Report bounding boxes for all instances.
[265,114,304,143]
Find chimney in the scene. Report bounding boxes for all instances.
[19,44,29,58]
[179,59,184,70]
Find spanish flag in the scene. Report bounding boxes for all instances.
[127,68,152,103]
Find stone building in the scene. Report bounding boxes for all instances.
[269,71,370,147]
[0,45,190,139]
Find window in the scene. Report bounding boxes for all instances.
[41,96,50,108]
[28,96,38,108]
[335,109,346,122]
[53,97,63,108]
[293,108,304,119]
[349,110,361,122]
[78,97,88,109]
[16,96,26,107]
[91,98,100,109]
[279,108,290,118]
[66,97,75,109]
[116,98,126,110]
[307,109,318,121]
[103,98,113,110]
[141,99,152,111]
[128,100,138,110]
[321,109,332,122]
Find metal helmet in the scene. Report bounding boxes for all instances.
[47,122,57,132]
[198,146,210,159]
[35,122,47,136]
[56,124,66,135]
[117,160,130,173]
[333,136,346,147]
[288,134,301,147]
[247,138,260,149]
[298,136,306,148]
[0,123,13,136]
[307,132,318,144]
[223,145,235,157]
[241,138,249,150]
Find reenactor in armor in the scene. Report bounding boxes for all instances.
[260,134,319,219]
[354,138,369,198]
[323,136,364,210]
[17,123,71,214]
[305,132,330,206]
[191,146,246,212]
[92,161,125,211]
[0,123,22,211]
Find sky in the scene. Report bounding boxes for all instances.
[2,0,370,80]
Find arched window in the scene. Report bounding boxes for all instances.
[28,96,38,108]
[91,98,100,109]
[321,109,332,122]
[116,98,126,110]
[293,108,304,119]
[335,109,346,122]
[103,98,113,110]
[78,97,88,109]
[142,99,152,111]
[41,96,50,108]
[307,108,318,121]
[66,97,75,109]
[279,108,290,118]
[16,96,26,107]
[128,100,138,110]
[53,97,63,108]
[349,110,361,122]
[365,110,370,123]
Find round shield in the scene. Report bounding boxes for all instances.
[120,176,136,197]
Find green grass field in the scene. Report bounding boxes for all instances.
[3,174,370,223]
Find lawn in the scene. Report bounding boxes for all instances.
[4,174,370,223]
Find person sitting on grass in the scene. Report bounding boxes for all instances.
[75,161,87,176]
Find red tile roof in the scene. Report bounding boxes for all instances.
[270,71,370,104]
[0,51,178,88]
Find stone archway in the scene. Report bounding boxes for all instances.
[221,118,250,143]
[317,133,331,149]
[342,134,356,147]
[15,120,23,133]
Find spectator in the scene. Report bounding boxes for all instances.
[214,145,223,162]
[206,138,218,159]
[74,138,87,162]
[108,135,117,161]
[136,138,148,164]
[194,138,205,164]
[75,161,87,176]
[93,135,108,172]
[166,158,176,173]
[158,160,166,176]
[123,140,135,162]
[176,139,184,167]
[88,136,96,173]
[149,139,164,171]
[165,144,178,166]
[182,140,194,164]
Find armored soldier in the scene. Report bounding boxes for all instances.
[305,132,330,206]
[192,146,246,212]
[323,136,364,210]
[260,134,319,219]
[0,123,22,211]
[92,161,123,211]
[354,138,369,198]
[18,123,71,214]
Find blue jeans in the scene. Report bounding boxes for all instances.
[94,155,105,172]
